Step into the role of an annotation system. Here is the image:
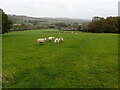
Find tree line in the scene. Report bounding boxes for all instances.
[1,8,120,34]
[81,16,120,33]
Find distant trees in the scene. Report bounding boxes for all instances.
[10,22,82,31]
[10,24,50,31]
[55,22,81,31]
[0,9,12,34]
[81,16,119,33]
[55,22,68,30]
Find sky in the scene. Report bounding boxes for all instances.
[0,0,119,19]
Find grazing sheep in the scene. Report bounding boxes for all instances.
[59,37,64,42]
[54,37,64,44]
[54,38,60,44]
[37,38,46,44]
[48,37,55,41]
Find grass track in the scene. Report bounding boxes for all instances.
[2,29,118,88]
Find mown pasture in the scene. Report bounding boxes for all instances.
[2,29,118,88]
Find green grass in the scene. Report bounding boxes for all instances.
[0,34,2,89]
[2,29,118,88]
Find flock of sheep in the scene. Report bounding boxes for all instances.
[37,37,64,44]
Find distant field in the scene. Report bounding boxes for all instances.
[2,29,118,88]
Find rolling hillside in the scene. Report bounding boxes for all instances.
[8,15,91,25]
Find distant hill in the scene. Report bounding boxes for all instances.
[8,15,91,25]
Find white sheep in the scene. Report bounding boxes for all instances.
[37,38,46,44]
[54,38,60,44]
[48,37,55,41]
[54,37,64,44]
[59,37,64,42]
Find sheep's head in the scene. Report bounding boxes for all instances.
[44,38,47,41]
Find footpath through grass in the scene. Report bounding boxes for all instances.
[2,29,118,88]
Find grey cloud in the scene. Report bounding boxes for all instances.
[0,0,119,19]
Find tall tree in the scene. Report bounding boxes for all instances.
[0,9,12,34]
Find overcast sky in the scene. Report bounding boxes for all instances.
[0,0,119,19]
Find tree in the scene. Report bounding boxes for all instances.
[0,9,12,34]
[105,17,118,33]
[116,17,120,33]
[92,16,104,21]
[113,17,120,33]
[81,16,118,33]
[87,17,106,33]
[81,23,90,32]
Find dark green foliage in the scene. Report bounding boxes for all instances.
[113,17,120,33]
[1,9,12,34]
[81,16,119,33]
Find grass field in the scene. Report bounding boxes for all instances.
[2,29,118,88]
[0,35,2,89]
